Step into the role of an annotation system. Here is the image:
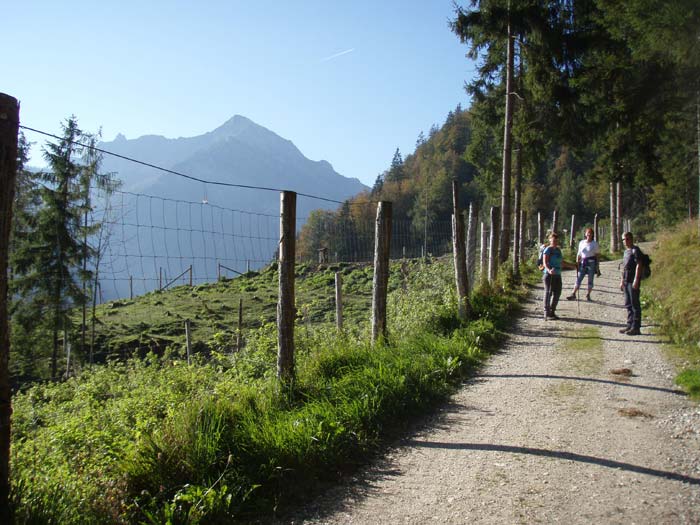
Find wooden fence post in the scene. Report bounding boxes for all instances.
[189,265,193,287]
[570,214,576,249]
[129,275,133,300]
[335,272,343,331]
[466,203,477,289]
[277,191,296,382]
[371,201,392,345]
[594,213,599,242]
[452,181,469,320]
[513,208,521,278]
[184,320,192,365]
[616,181,623,246]
[537,211,544,245]
[0,92,19,520]
[236,298,243,352]
[551,209,558,234]
[488,206,500,283]
[480,221,487,281]
[520,210,527,262]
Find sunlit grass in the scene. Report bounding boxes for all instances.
[12,257,523,523]
[645,219,700,397]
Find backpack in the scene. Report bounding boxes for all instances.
[536,244,546,270]
[637,248,652,280]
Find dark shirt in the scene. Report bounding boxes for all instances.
[622,245,642,283]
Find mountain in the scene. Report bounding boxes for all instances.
[94,117,368,300]
[99,115,367,202]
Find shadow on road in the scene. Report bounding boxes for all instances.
[475,373,685,395]
[403,441,700,486]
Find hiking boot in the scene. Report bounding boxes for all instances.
[586,293,592,301]
[619,327,631,334]
[566,294,576,301]
[626,328,641,336]
[547,313,560,320]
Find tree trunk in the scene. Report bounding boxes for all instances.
[499,17,514,264]
[0,92,19,523]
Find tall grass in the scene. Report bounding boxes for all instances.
[10,258,526,523]
[645,219,700,398]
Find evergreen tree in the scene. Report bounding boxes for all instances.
[11,118,96,380]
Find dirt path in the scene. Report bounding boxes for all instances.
[281,257,700,524]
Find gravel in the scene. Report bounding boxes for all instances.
[279,258,700,524]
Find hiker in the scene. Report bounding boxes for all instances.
[542,232,576,320]
[566,227,600,301]
[619,231,643,335]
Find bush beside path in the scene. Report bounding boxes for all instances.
[282,258,700,524]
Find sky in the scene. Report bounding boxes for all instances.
[3,1,476,188]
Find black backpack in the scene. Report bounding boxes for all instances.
[637,248,652,280]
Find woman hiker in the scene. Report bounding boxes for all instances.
[542,232,577,320]
[566,227,600,302]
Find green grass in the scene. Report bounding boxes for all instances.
[557,326,605,375]
[644,219,700,398]
[11,256,525,523]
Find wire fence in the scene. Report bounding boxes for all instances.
[91,188,456,301]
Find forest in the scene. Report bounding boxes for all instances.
[298,0,699,260]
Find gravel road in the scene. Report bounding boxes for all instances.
[281,256,700,524]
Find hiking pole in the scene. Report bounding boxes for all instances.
[577,292,580,315]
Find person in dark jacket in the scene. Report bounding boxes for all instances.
[542,232,576,320]
[619,232,643,335]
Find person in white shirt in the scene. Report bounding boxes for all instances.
[566,228,600,301]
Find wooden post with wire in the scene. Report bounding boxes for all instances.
[0,92,19,520]
[570,214,576,249]
[480,221,487,281]
[452,181,469,320]
[520,210,527,262]
[488,206,500,283]
[466,202,477,289]
[184,320,192,365]
[371,201,392,345]
[335,272,343,331]
[277,191,296,382]
[594,213,599,242]
[236,298,243,352]
[189,265,193,287]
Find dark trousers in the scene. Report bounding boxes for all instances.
[623,282,642,330]
[543,274,562,315]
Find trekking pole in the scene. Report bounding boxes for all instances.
[577,292,580,315]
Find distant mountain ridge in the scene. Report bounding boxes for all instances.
[99,115,367,205]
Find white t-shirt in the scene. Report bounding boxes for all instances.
[577,239,600,260]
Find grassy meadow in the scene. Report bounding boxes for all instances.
[10,256,527,524]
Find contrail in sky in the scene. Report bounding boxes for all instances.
[320,48,355,62]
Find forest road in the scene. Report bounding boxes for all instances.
[278,257,700,525]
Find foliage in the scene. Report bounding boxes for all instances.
[644,220,700,397]
[10,257,524,523]
[9,118,113,382]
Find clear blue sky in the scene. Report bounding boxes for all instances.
[3,1,475,187]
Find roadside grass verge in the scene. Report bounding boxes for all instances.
[11,257,526,523]
[644,220,700,399]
